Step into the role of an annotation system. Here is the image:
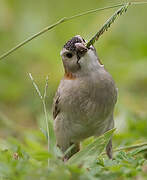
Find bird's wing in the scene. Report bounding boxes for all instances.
[53,90,60,120]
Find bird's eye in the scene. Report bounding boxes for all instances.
[66,53,73,58]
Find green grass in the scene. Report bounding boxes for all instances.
[0,85,147,180]
[0,115,147,180]
[0,0,147,179]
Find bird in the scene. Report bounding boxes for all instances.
[53,35,117,160]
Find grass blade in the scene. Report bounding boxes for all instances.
[67,128,115,166]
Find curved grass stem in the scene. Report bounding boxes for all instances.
[29,73,50,167]
[101,142,147,156]
[0,1,147,60]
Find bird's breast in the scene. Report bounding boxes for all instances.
[59,69,117,125]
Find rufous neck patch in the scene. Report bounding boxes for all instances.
[64,72,76,80]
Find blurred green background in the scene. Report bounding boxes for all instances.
[0,0,147,145]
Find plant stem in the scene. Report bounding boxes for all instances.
[42,99,50,166]
[0,3,129,61]
[0,1,147,60]
[29,73,50,167]
[86,3,130,48]
[43,75,50,166]
[113,142,147,152]
[101,142,147,155]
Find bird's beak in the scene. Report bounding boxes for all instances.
[75,43,87,52]
[75,43,88,59]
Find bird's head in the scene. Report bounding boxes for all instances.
[60,35,103,77]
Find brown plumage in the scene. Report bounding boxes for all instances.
[53,35,117,160]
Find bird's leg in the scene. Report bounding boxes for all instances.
[106,138,113,159]
[63,142,80,161]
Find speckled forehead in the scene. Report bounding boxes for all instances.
[63,35,85,52]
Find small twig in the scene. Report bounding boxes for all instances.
[86,3,130,48]
[29,73,50,167]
